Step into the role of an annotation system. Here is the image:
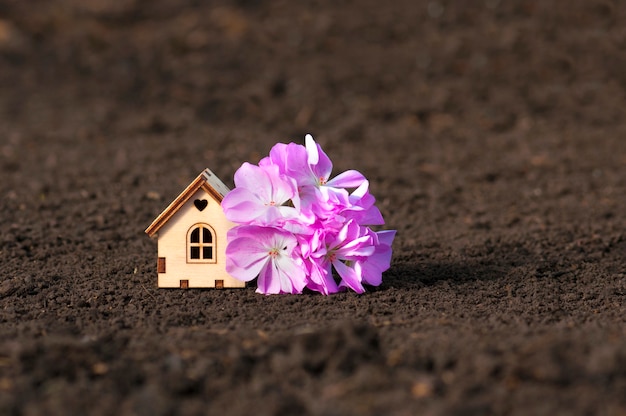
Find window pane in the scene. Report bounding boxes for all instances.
[203,246,213,259]
[190,228,200,243]
[190,246,200,259]
[203,227,211,243]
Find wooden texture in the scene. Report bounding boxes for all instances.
[145,168,230,237]
[146,170,245,289]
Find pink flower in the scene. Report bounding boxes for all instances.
[225,226,307,294]
[305,135,366,189]
[300,228,339,295]
[260,142,310,185]
[223,135,395,295]
[354,229,396,288]
[302,134,367,214]
[222,163,300,226]
[307,221,375,294]
[336,180,385,226]
[262,135,367,218]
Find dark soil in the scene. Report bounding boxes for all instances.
[1,1,625,414]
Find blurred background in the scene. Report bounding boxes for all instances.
[2,0,626,271]
[2,1,624,147]
[2,0,624,229]
[2,0,625,253]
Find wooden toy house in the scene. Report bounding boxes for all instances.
[145,169,245,289]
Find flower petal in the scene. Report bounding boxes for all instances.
[256,261,281,294]
[306,135,333,183]
[221,188,264,223]
[305,134,319,165]
[326,170,366,189]
[233,163,272,196]
[306,259,338,295]
[275,255,307,293]
[333,260,365,294]
[376,230,397,247]
[225,233,269,281]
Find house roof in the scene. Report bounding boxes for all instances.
[145,168,231,237]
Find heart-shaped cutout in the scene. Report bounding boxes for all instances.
[194,199,208,211]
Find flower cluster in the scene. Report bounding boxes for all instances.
[221,135,395,295]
